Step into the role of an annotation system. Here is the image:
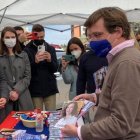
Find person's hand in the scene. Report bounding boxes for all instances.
[35,51,51,63]
[18,32,32,43]
[61,57,70,70]
[0,98,7,109]
[41,51,51,62]
[73,93,97,103]
[61,124,78,137]
[9,91,19,101]
[35,52,45,63]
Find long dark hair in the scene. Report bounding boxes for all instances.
[66,37,85,65]
[66,37,85,55]
[0,26,21,55]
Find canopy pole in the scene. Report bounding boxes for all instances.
[0,0,20,12]
[0,6,8,25]
[30,13,62,24]
[65,14,88,20]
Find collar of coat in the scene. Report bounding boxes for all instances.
[0,52,24,58]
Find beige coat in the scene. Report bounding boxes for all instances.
[81,47,140,140]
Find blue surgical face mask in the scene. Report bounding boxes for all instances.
[89,39,112,57]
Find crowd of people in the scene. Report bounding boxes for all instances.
[0,6,140,140]
[0,24,59,123]
[61,7,140,140]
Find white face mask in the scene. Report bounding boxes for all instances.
[4,38,16,48]
[71,50,82,59]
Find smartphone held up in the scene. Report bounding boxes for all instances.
[63,55,75,62]
[31,32,38,40]
[38,45,45,52]
[37,45,46,61]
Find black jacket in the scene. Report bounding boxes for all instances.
[76,50,108,95]
[24,41,59,97]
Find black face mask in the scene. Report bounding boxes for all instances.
[34,39,44,46]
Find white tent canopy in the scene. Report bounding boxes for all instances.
[0,0,140,31]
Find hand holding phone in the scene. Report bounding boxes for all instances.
[35,52,45,63]
[42,51,51,62]
[31,32,38,40]
[38,45,45,52]
[18,32,32,43]
[62,55,75,62]
[35,50,51,63]
[61,58,69,70]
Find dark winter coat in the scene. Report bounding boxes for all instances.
[77,50,108,94]
[24,41,59,97]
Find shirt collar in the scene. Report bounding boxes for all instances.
[107,39,135,63]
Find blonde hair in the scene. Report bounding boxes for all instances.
[130,29,140,50]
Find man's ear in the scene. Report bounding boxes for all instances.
[114,26,123,38]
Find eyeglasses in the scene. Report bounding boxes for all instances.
[87,32,104,40]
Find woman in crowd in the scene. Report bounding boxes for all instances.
[0,66,9,123]
[61,37,85,100]
[0,26,34,117]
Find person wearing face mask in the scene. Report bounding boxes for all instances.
[76,28,108,96]
[0,26,34,117]
[61,7,140,140]
[24,24,58,111]
[14,26,32,50]
[61,37,85,100]
[135,29,140,46]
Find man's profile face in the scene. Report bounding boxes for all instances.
[88,18,117,47]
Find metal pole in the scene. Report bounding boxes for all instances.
[0,6,8,25]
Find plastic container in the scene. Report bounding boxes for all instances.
[35,109,44,132]
[20,114,36,128]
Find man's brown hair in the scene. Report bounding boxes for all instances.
[84,7,130,39]
[32,24,44,32]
